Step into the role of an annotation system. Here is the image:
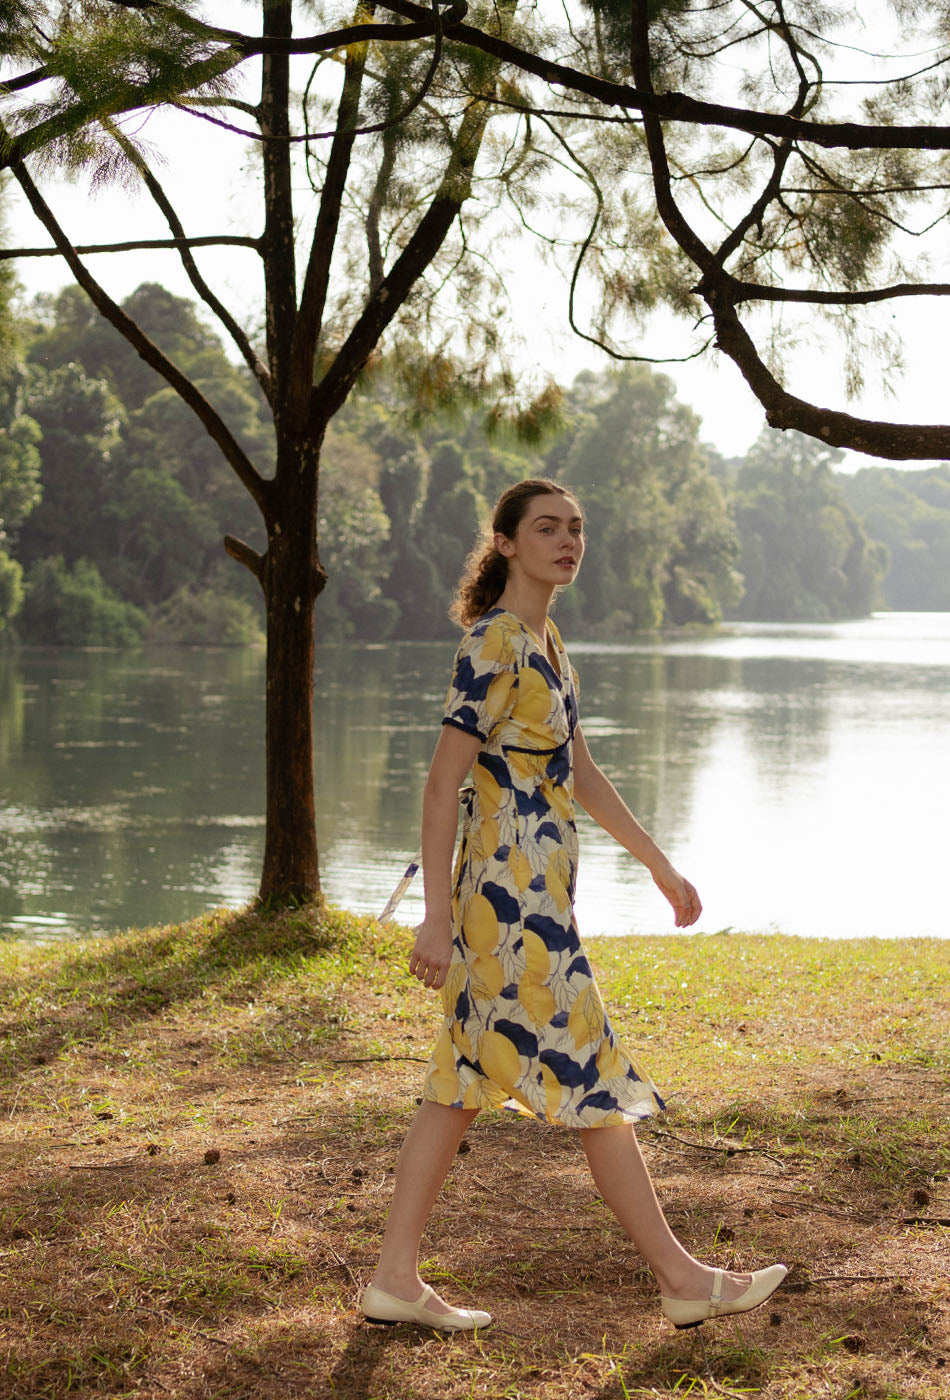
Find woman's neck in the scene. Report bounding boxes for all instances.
[495,580,554,646]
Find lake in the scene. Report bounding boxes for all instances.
[1,613,948,941]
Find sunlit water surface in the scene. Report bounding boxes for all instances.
[1,613,948,941]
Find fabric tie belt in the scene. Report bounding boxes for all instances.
[378,784,474,925]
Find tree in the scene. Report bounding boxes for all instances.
[1,0,536,903]
[22,283,271,624]
[17,361,125,569]
[730,431,885,620]
[0,224,41,632]
[19,554,146,643]
[841,465,950,611]
[547,366,741,631]
[2,1,950,903]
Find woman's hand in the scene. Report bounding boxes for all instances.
[651,859,702,928]
[408,916,454,989]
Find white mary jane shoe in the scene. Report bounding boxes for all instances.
[660,1264,788,1329]
[361,1282,492,1332]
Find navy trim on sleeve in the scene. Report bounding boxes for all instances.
[442,714,488,742]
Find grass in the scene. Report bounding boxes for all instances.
[0,907,948,1400]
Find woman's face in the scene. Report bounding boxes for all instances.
[496,492,585,587]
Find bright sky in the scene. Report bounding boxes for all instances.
[2,4,947,464]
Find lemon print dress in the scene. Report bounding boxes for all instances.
[423,608,665,1128]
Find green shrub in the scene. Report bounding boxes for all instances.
[0,549,23,632]
[146,586,264,645]
[20,555,146,645]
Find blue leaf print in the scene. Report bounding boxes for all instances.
[539,1048,600,1091]
[525,913,581,954]
[535,822,562,843]
[478,751,514,789]
[515,787,550,818]
[493,1018,539,1059]
[482,881,522,925]
[453,652,496,700]
[577,1089,621,1114]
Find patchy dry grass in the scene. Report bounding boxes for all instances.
[0,909,948,1400]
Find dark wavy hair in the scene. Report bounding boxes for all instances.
[450,478,581,628]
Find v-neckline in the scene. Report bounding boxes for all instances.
[494,608,564,683]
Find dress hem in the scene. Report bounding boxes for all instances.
[421,1083,666,1130]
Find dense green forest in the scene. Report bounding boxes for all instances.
[0,280,944,645]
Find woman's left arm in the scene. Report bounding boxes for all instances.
[572,724,702,928]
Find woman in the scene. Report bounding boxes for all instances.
[363,478,786,1332]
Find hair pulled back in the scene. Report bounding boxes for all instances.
[450,477,579,629]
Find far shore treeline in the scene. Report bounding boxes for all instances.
[1,281,948,647]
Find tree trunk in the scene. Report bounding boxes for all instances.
[258,431,326,905]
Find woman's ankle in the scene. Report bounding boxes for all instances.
[369,1265,424,1298]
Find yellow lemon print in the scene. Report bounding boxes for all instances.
[508,845,532,891]
[485,670,517,719]
[508,748,545,783]
[544,861,570,912]
[426,1026,460,1102]
[518,971,556,1027]
[541,1063,564,1122]
[521,927,551,979]
[545,780,573,821]
[462,891,499,954]
[474,766,502,818]
[451,1020,475,1062]
[480,619,517,663]
[471,952,505,1000]
[596,1037,626,1080]
[440,960,468,1014]
[473,816,499,863]
[514,667,552,725]
[462,1076,508,1110]
[567,983,604,1050]
[479,1029,522,1088]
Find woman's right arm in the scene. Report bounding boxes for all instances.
[408,724,483,990]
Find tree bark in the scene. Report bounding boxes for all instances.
[255,1,324,906]
[258,431,327,904]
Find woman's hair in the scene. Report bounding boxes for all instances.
[450,477,580,628]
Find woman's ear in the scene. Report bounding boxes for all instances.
[494,532,514,558]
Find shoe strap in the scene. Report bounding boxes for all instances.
[709,1268,724,1316]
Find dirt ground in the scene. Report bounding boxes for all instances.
[1,907,947,1399]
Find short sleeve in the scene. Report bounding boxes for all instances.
[442,617,520,742]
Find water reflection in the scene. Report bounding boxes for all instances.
[1,614,948,941]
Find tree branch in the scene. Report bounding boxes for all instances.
[705,284,950,460]
[380,0,950,152]
[712,1,813,269]
[104,122,273,403]
[224,534,266,584]
[0,66,51,95]
[7,147,271,509]
[0,236,260,259]
[314,92,494,425]
[0,49,246,169]
[727,278,950,306]
[259,1,297,409]
[101,0,454,55]
[626,2,950,460]
[367,124,399,291]
[289,3,375,420]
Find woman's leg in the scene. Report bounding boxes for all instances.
[370,1100,480,1312]
[580,1123,754,1302]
